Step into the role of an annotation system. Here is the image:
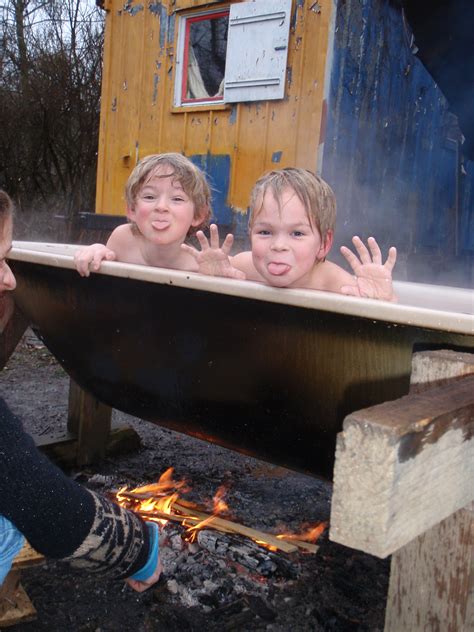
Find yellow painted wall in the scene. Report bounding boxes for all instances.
[95,0,333,219]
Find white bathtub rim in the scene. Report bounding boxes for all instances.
[10,241,474,336]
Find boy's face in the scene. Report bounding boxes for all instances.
[250,187,331,288]
[127,165,202,245]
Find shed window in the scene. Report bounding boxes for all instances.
[181,9,229,104]
[174,0,292,107]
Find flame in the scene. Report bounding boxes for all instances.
[276,521,327,543]
[129,467,187,495]
[114,468,325,553]
[255,540,278,552]
[212,484,229,515]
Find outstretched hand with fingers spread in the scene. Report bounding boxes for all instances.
[181,224,246,280]
[340,236,397,302]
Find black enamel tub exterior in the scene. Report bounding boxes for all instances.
[10,242,474,479]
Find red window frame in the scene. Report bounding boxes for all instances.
[181,9,230,105]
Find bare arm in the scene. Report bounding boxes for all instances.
[74,225,136,277]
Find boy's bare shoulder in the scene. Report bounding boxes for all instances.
[231,251,261,280]
[106,223,142,262]
[107,222,133,242]
[310,260,354,292]
[107,223,135,249]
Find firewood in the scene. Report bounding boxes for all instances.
[115,490,323,553]
[196,530,298,578]
[278,538,319,553]
[172,502,298,553]
[136,508,297,553]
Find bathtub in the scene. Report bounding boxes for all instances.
[9,241,474,479]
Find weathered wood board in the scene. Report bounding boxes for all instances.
[0,542,43,628]
[330,373,473,558]
[385,504,473,632]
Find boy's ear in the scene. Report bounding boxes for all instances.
[126,205,136,221]
[191,205,207,227]
[318,229,334,259]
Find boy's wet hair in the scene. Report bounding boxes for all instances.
[125,153,211,236]
[249,168,336,242]
[0,190,14,221]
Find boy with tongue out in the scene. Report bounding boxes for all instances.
[74,152,211,276]
[182,167,397,302]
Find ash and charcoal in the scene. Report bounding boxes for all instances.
[1,333,390,631]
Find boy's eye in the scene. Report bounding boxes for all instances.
[256,229,271,236]
[172,196,185,202]
[292,231,305,237]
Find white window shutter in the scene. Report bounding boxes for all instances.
[223,0,292,103]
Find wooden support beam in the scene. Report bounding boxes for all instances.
[384,350,474,632]
[330,362,473,558]
[410,349,474,393]
[67,379,113,466]
[385,504,473,632]
[35,422,141,468]
[330,349,474,632]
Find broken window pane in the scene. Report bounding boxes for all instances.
[185,13,229,102]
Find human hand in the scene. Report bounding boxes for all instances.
[74,244,116,277]
[125,521,162,592]
[181,224,246,279]
[340,236,397,302]
[125,558,163,593]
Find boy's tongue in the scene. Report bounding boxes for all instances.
[268,262,290,276]
[152,219,171,230]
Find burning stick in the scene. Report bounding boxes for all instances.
[113,469,326,555]
[133,504,298,553]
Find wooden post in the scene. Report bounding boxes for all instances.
[67,378,112,466]
[385,504,473,632]
[385,350,474,632]
[330,350,474,631]
[31,378,141,468]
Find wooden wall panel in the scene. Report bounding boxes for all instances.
[95,0,333,232]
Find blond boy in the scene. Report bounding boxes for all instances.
[75,153,211,276]
[183,168,397,301]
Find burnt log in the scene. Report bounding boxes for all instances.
[196,530,299,578]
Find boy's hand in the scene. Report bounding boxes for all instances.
[74,244,117,277]
[181,224,246,280]
[340,236,397,302]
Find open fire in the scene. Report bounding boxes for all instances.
[113,467,326,556]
